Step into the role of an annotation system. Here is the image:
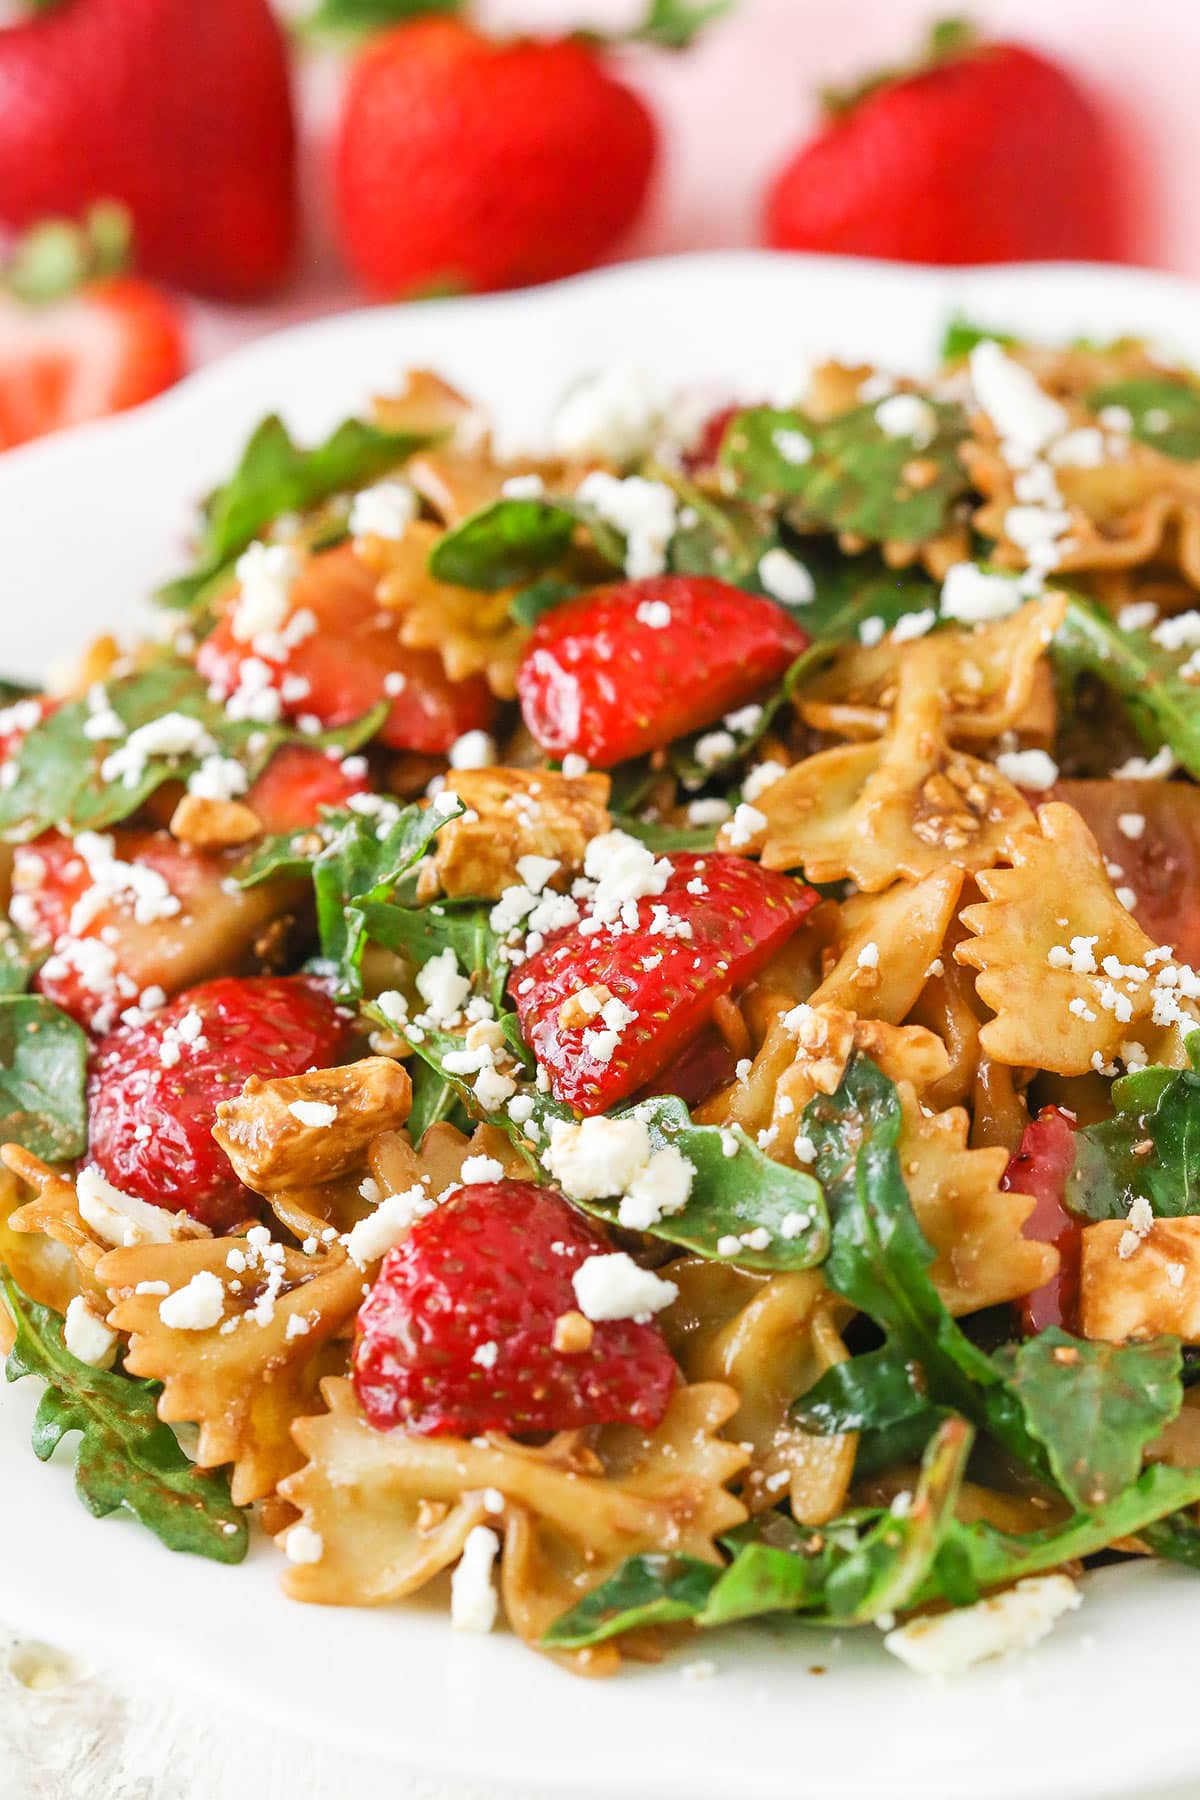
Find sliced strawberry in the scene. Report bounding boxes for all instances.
[244,742,370,835]
[88,975,352,1231]
[510,850,819,1113]
[515,575,809,767]
[196,543,494,756]
[1002,1105,1079,1334]
[0,277,184,451]
[353,1179,678,1435]
[11,828,295,1032]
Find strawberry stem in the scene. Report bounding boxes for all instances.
[820,15,978,117]
[621,0,733,51]
[5,202,131,305]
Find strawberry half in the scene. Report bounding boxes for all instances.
[1002,1105,1080,1334]
[245,743,370,835]
[352,1179,678,1435]
[196,543,494,756]
[510,851,819,1113]
[87,975,353,1231]
[515,576,809,767]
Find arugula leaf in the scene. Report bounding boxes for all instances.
[790,547,939,643]
[939,316,1017,361]
[608,813,721,854]
[406,1055,468,1142]
[1067,1046,1200,1222]
[360,896,508,1013]
[793,1342,937,1437]
[666,642,836,788]
[0,662,385,843]
[2,1275,248,1563]
[664,477,778,587]
[429,497,579,591]
[1008,1328,1182,1509]
[508,576,582,628]
[0,995,88,1161]
[0,921,43,995]
[1055,594,1200,779]
[803,1054,1043,1472]
[721,401,970,548]
[311,801,464,1000]
[1088,376,1200,461]
[540,1554,723,1649]
[159,414,436,612]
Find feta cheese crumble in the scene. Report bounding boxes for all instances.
[571,1252,678,1322]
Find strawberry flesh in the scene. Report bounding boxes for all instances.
[510,852,819,1113]
[197,543,494,756]
[515,575,808,767]
[1002,1104,1080,1334]
[245,742,370,835]
[87,975,352,1231]
[353,1179,678,1435]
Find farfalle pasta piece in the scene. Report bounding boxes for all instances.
[369,369,489,447]
[1080,1217,1200,1343]
[663,1260,855,1522]
[213,1057,412,1195]
[0,1161,81,1333]
[432,765,611,899]
[894,1082,1056,1315]
[811,867,964,1023]
[956,801,1200,1074]
[279,1378,748,1670]
[726,643,1033,888]
[100,1235,364,1504]
[361,520,529,699]
[796,596,1066,743]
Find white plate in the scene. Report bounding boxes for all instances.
[2,251,1200,1800]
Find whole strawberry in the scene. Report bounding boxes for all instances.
[0,209,184,451]
[765,24,1122,266]
[334,17,656,298]
[87,977,353,1230]
[0,0,295,299]
[516,575,809,767]
[353,1179,679,1434]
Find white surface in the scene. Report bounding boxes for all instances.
[4,252,1200,1798]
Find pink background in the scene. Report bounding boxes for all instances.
[207,0,1200,353]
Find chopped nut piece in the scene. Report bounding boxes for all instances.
[214,1057,413,1193]
[433,767,611,899]
[552,1310,595,1354]
[558,985,612,1029]
[169,792,264,849]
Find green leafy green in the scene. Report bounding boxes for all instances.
[299,0,463,39]
[159,414,436,613]
[0,921,42,995]
[664,476,778,587]
[939,315,1017,361]
[721,401,970,549]
[541,1553,722,1648]
[1067,1044,1200,1222]
[0,995,88,1161]
[508,576,582,628]
[406,1055,468,1142]
[790,548,939,642]
[1055,594,1200,779]
[793,1342,937,1438]
[1088,376,1200,461]
[2,1276,248,1563]
[1008,1328,1182,1509]
[429,497,580,591]
[0,662,385,843]
[623,0,731,49]
[359,895,507,1013]
[608,813,721,854]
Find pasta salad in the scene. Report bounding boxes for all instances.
[4,328,1200,1681]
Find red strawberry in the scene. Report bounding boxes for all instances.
[765,26,1122,266]
[334,18,655,299]
[511,851,819,1113]
[516,576,808,767]
[245,743,370,836]
[0,0,295,299]
[88,976,352,1231]
[1002,1105,1079,1334]
[0,275,184,451]
[12,829,297,1032]
[353,1179,678,1434]
[196,544,495,756]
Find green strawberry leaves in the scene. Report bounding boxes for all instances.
[721,400,970,549]
[2,1275,248,1563]
[0,995,88,1161]
[299,0,464,41]
[1087,376,1200,460]
[0,661,386,843]
[1055,595,1200,779]
[159,413,437,614]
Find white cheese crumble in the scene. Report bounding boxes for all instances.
[968,341,1069,459]
[618,1144,695,1231]
[547,365,661,464]
[757,546,814,605]
[635,598,673,629]
[230,542,300,646]
[288,1099,338,1128]
[451,1525,501,1633]
[76,1164,203,1248]
[345,1185,431,1266]
[63,1296,118,1369]
[545,1115,652,1200]
[349,480,418,540]
[415,946,471,1025]
[940,562,1021,625]
[883,1575,1081,1676]
[158,1270,226,1332]
[575,471,678,580]
[284,1525,325,1566]
[742,760,788,801]
[571,1252,678,1323]
[995,748,1059,791]
[448,730,497,770]
[460,1154,506,1185]
[891,608,937,643]
[874,392,936,446]
[724,802,766,849]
